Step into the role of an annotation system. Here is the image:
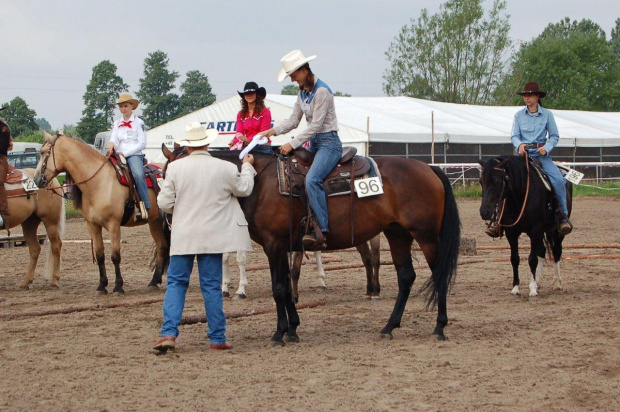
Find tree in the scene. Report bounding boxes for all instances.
[178,70,216,116]
[334,91,351,97]
[383,0,511,105]
[76,60,128,143]
[0,96,38,137]
[35,118,52,131]
[498,18,620,111]
[137,50,179,128]
[611,18,620,61]
[281,84,298,95]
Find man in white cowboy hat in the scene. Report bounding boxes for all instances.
[107,93,150,221]
[259,49,342,249]
[154,122,256,352]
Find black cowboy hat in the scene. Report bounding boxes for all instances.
[516,82,546,98]
[238,81,267,99]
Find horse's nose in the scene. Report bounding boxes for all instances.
[480,207,492,220]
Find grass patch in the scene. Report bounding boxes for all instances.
[452,181,620,198]
[64,200,83,219]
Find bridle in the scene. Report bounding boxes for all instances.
[39,134,111,194]
[491,156,531,229]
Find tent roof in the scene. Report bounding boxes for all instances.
[145,95,620,163]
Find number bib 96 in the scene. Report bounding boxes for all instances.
[354,177,383,198]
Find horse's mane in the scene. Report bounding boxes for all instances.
[56,134,105,210]
[485,155,528,195]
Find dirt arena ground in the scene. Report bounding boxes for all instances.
[0,197,618,411]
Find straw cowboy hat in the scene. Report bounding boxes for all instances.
[238,81,267,99]
[516,82,547,98]
[175,122,219,147]
[277,49,317,82]
[116,93,140,110]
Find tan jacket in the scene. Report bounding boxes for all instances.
[157,151,256,255]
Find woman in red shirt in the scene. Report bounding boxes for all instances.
[229,82,272,153]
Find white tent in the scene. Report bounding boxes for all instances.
[145,95,620,164]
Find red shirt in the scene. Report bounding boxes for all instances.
[235,108,272,144]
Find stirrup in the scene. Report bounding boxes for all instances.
[485,223,501,238]
[558,218,573,235]
[135,201,148,222]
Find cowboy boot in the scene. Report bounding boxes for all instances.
[558,215,573,236]
[484,221,502,238]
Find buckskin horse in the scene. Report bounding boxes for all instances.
[2,168,64,289]
[34,131,169,294]
[161,144,383,302]
[479,155,573,297]
[163,145,460,345]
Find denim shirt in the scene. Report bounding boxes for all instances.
[510,105,560,154]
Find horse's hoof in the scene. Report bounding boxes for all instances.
[529,293,539,299]
[96,289,108,296]
[269,339,285,347]
[19,284,30,290]
[284,333,300,343]
[112,288,125,295]
[364,294,372,300]
[380,333,393,340]
[49,283,60,289]
[222,291,230,298]
[147,284,159,291]
[432,333,447,341]
[232,293,246,300]
[370,295,382,301]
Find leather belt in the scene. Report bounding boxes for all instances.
[525,143,545,148]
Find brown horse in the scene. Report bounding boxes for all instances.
[3,169,64,289]
[160,144,382,302]
[34,131,169,294]
[163,146,460,344]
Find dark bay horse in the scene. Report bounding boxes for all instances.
[34,131,169,294]
[479,155,573,296]
[160,144,383,302]
[163,147,460,344]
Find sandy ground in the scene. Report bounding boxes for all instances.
[0,197,619,411]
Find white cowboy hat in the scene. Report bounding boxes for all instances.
[277,49,317,82]
[175,122,219,147]
[116,93,140,110]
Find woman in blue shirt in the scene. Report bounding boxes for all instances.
[487,82,572,237]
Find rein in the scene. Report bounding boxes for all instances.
[40,134,111,190]
[494,156,531,228]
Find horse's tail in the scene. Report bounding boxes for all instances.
[421,167,461,309]
[43,179,66,281]
[66,172,83,210]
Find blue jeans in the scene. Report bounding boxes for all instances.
[526,150,569,216]
[305,131,342,232]
[127,154,151,209]
[161,254,227,345]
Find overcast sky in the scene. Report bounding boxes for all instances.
[1,0,619,129]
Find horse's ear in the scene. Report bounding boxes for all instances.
[43,130,54,141]
[162,143,172,160]
[173,142,180,150]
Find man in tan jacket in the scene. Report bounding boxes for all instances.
[154,122,256,352]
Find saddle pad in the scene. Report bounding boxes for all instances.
[5,169,38,198]
[109,158,162,188]
[276,156,376,197]
[530,161,552,191]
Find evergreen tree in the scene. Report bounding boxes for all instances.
[611,18,620,61]
[76,60,128,143]
[35,118,52,131]
[137,50,180,128]
[0,96,38,137]
[178,70,216,116]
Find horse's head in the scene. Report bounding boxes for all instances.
[34,130,64,188]
[161,142,188,177]
[478,156,510,220]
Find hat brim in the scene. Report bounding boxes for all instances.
[516,91,546,98]
[277,55,317,82]
[175,129,219,147]
[238,87,267,99]
[117,99,140,110]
